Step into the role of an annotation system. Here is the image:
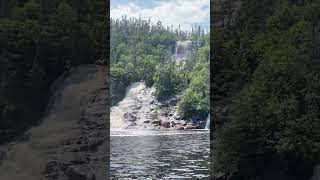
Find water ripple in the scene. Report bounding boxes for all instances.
[110,131,210,179]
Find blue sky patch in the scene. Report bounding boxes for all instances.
[111,0,210,32]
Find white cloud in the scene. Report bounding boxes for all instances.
[111,0,210,31]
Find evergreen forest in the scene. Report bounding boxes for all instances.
[0,0,107,143]
[212,0,320,179]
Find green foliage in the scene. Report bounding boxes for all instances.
[0,0,107,143]
[136,55,157,86]
[214,1,320,179]
[52,2,77,33]
[153,63,185,99]
[110,17,207,105]
[178,43,210,119]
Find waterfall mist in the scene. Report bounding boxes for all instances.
[172,40,199,65]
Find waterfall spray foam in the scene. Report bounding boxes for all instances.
[111,82,148,129]
[205,114,210,129]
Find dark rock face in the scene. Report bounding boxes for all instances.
[151,120,161,126]
[0,65,108,180]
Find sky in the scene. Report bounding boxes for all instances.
[110,0,210,32]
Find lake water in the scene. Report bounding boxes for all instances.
[110,130,210,179]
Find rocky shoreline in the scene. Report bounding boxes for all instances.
[118,83,207,130]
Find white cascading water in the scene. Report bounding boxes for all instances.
[110,82,156,130]
[172,40,196,65]
[134,85,156,127]
[0,65,107,179]
[205,114,210,129]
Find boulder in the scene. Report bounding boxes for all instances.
[162,121,170,128]
[129,122,137,126]
[124,113,137,122]
[161,109,169,116]
[184,124,196,130]
[151,120,161,126]
[179,120,186,126]
[143,120,150,124]
[174,114,181,120]
[176,125,184,130]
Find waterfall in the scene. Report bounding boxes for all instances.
[110,82,156,130]
[110,82,145,129]
[0,65,107,179]
[205,114,210,129]
[172,40,198,65]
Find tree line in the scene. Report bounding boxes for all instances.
[212,0,320,179]
[0,0,107,143]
